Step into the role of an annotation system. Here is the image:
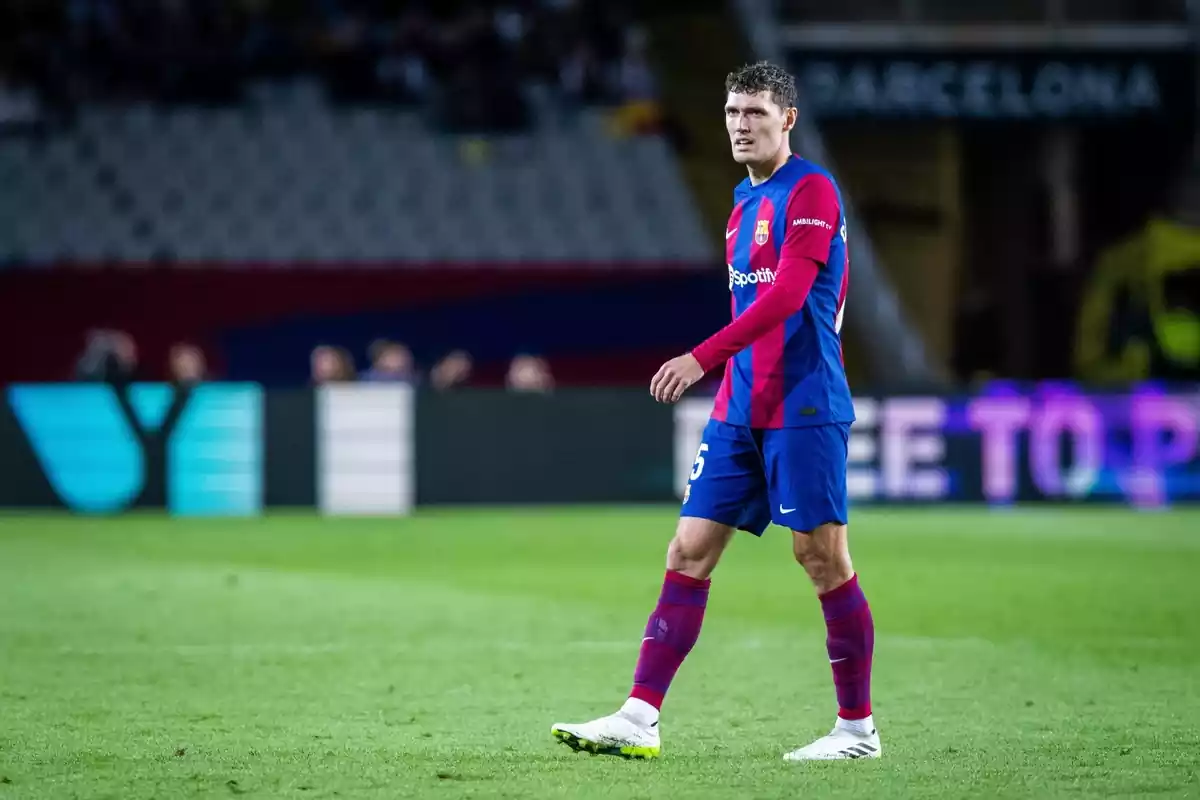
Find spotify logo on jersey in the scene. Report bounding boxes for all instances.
[728,265,777,290]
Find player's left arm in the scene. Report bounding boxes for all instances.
[650,175,840,403]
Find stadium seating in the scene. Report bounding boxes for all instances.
[0,91,712,267]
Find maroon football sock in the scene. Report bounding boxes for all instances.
[819,573,874,720]
[629,570,710,710]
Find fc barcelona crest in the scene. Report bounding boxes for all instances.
[754,219,770,246]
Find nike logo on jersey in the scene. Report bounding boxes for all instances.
[725,228,737,239]
[779,505,796,514]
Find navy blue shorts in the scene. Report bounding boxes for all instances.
[681,418,850,535]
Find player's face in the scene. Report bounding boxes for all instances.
[725,91,795,165]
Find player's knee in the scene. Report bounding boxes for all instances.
[792,523,853,593]
[667,518,733,579]
[666,533,718,578]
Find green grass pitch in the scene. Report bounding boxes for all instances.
[1,506,1198,799]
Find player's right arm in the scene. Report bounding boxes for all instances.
[690,174,840,372]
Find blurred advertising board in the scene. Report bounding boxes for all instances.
[676,384,1200,506]
[787,50,1193,122]
[2,383,1196,514]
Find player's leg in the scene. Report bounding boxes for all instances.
[784,521,879,760]
[629,419,771,718]
[763,423,880,761]
[549,516,734,760]
[627,515,734,713]
[551,420,769,760]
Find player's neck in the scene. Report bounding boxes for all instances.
[746,148,792,186]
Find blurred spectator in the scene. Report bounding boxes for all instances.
[1,0,655,135]
[0,76,42,132]
[362,338,416,383]
[607,26,662,138]
[506,353,554,393]
[310,344,355,383]
[431,349,473,390]
[168,343,207,385]
[74,329,138,383]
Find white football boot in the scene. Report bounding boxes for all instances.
[551,698,661,759]
[783,716,882,761]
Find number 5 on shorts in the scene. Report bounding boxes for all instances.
[690,443,709,480]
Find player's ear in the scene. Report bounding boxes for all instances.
[782,106,798,132]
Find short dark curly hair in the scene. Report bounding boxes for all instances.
[724,61,797,110]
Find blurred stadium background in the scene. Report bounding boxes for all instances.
[1,1,1198,797]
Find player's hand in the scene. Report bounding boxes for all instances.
[650,353,705,404]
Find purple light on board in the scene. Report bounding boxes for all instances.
[1128,393,1200,507]
[1028,395,1103,498]
[967,397,1031,503]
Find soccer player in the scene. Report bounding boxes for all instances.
[550,61,877,762]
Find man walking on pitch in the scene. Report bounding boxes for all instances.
[551,61,877,762]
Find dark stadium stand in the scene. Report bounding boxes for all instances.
[0,1,719,386]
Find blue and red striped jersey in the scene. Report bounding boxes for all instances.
[691,155,855,429]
